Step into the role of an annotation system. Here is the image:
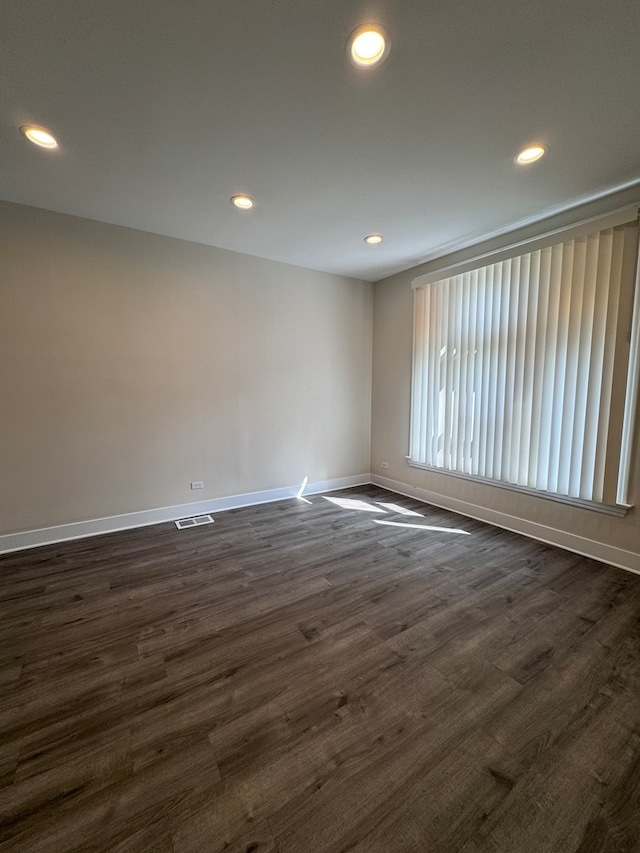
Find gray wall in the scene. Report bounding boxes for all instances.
[0,201,373,535]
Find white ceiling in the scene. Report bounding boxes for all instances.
[2,0,640,282]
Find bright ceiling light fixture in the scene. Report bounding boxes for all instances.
[20,125,58,149]
[514,144,547,165]
[231,195,254,210]
[364,234,383,244]
[348,24,389,67]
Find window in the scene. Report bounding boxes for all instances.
[409,210,640,508]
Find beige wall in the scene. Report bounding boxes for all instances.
[371,245,640,566]
[0,201,373,535]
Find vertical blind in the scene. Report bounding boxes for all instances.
[410,217,639,505]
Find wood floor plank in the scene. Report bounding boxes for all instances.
[0,485,639,852]
[468,751,606,853]
[341,729,524,853]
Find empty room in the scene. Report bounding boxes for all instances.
[1,2,640,852]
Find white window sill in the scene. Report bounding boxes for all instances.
[407,460,630,518]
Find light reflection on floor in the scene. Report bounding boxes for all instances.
[319,494,472,536]
[373,518,470,535]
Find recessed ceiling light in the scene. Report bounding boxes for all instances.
[348,24,389,67]
[231,195,254,210]
[364,234,383,245]
[20,125,58,149]
[514,144,547,165]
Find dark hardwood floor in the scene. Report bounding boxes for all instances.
[1,485,639,853]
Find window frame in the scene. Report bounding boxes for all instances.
[408,207,640,513]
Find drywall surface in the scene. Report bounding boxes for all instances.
[0,201,372,534]
[371,260,640,565]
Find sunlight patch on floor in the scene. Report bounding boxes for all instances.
[376,502,423,517]
[373,519,470,535]
[323,496,387,513]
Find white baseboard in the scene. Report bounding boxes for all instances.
[0,474,370,555]
[371,474,640,576]
[4,473,638,576]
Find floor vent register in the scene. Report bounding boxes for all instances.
[175,515,215,530]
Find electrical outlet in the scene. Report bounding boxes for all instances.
[381,462,389,469]
[191,481,204,490]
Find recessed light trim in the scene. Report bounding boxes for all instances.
[348,24,390,67]
[364,234,383,245]
[514,144,547,165]
[20,125,58,149]
[231,195,254,210]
